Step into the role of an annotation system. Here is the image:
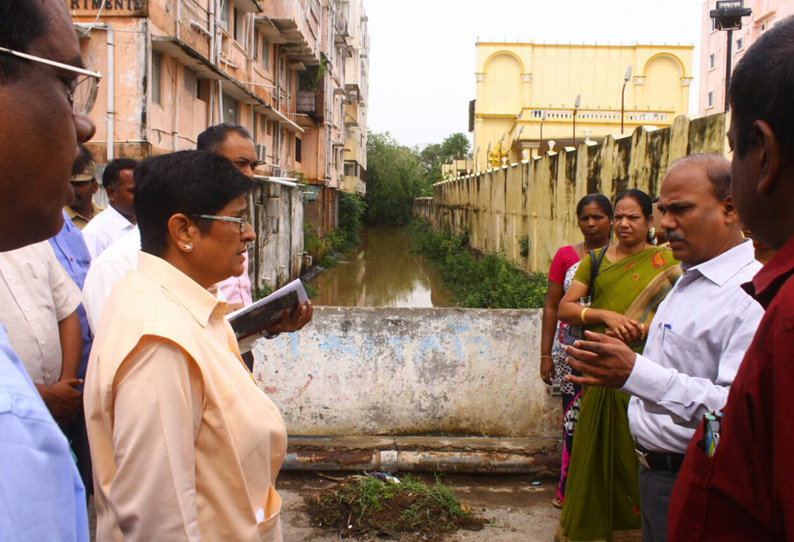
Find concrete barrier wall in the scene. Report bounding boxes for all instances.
[416,113,728,274]
[252,306,557,439]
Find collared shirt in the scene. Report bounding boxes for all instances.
[0,241,82,385]
[0,324,88,541]
[218,249,253,306]
[82,226,141,332]
[668,234,794,541]
[64,202,104,230]
[85,252,287,542]
[49,210,93,381]
[622,240,763,454]
[83,227,243,331]
[81,203,135,259]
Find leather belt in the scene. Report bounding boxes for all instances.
[635,444,685,473]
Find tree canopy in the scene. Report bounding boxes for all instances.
[365,131,471,225]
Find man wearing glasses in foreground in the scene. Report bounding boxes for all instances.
[0,1,100,540]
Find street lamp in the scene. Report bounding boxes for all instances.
[572,94,581,148]
[621,65,633,134]
[710,0,752,111]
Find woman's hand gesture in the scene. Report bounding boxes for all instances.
[601,312,644,344]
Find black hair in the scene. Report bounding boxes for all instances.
[576,193,613,219]
[729,16,794,158]
[615,189,653,220]
[102,158,139,189]
[667,153,731,202]
[134,150,254,256]
[0,2,49,83]
[196,123,252,152]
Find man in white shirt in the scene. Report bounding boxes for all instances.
[565,153,765,542]
[0,241,84,424]
[81,158,137,258]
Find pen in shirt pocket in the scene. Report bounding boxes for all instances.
[662,323,672,344]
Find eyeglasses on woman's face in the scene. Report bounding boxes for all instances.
[194,214,250,234]
[0,46,101,115]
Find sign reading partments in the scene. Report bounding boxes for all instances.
[68,0,147,16]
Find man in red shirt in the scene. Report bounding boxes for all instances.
[667,15,794,541]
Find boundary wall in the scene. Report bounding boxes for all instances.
[415,114,727,274]
[252,306,556,439]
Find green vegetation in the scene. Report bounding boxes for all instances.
[305,473,486,539]
[406,219,547,309]
[251,284,272,302]
[365,131,426,225]
[303,192,366,269]
[365,131,471,225]
[297,54,328,92]
[337,191,365,249]
[418,132,471,185]
[518,234,530,258]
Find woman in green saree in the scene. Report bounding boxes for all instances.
[554,189,680,542]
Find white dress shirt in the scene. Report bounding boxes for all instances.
[81,204,135,259]
[0,241,81,385]
[622,240,764,454]
[82,227,141,332]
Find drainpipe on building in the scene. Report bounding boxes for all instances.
[172,58,179,151]
[208,0,216,124]
[176,0,181,41]
[79,23,115,162]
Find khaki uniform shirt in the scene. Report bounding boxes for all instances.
[64,203,103,230]
[85,252,287,542]
[0,241,81,385]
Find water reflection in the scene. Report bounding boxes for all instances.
[309,226,454,307]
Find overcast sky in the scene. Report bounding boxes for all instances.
[364,0,705,149]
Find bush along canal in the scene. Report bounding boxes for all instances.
[404,220,547,309]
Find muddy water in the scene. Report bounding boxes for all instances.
[309,226,455,307]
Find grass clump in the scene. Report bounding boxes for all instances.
[404,219,547,309]
[305,473,486,540]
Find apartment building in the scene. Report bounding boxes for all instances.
[67,0,369,289]
[472,41,693,168]
[699,0,794,115]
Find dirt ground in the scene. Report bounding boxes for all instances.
[88,471,561,541]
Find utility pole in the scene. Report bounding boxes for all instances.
[710,1,752,112]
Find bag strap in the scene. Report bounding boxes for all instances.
[586,245,610,300]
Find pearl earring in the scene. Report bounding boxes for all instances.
[184,243,193,251]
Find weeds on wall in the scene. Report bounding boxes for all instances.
[405,219,547,309]
[518,234,530,258]
[303,192,366,268]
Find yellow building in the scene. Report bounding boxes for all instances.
[472,42,694,169]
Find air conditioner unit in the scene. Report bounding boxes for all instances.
[272,167,285,178]
[255,144,267,162]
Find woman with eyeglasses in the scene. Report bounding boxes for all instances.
[84,151,287,542]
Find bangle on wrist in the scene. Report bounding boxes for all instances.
[540,355,552,360]
[580,307,589,324]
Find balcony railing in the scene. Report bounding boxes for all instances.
[297,88,324,123]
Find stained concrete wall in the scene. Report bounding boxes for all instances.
[419,113,728,274]
[252,306,557,439]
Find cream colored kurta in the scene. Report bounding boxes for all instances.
[85,252,287,542]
